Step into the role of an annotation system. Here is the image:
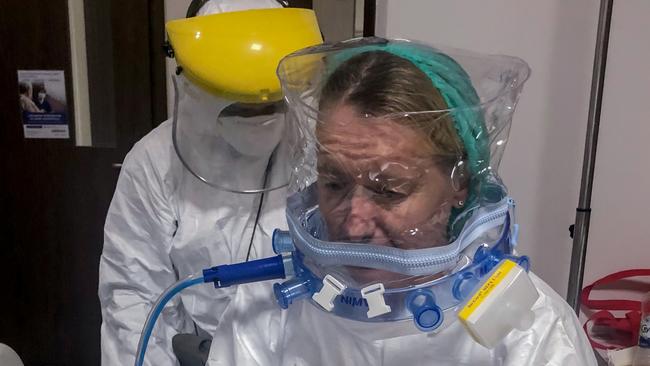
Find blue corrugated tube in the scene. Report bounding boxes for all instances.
[134,274,204,366]
[134,255,286,366]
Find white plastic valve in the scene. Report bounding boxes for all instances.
[361,283,392,318]
[458,259,539,348]
[312,274,346,311]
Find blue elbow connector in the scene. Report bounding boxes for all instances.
[202,255,287,288]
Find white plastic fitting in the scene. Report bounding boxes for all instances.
[361,283,392,318]
[458,259,539,348]
[312,274,346,311]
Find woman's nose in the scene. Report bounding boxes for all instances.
[342,187,377,241]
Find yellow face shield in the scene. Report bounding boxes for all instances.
[166,8,323,103]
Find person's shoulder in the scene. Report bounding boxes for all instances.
[528,272,575,315]
[526,272,583,329]
[124,119,174,172]
[131,119,174,156]
[500,272,597,365]
[119,119,184,195]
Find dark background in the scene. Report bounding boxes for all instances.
[0,0,167,364]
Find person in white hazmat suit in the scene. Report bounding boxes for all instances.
[98,1,322,365]
[100,2,598,366]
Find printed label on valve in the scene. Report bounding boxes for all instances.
[458,260,517,321]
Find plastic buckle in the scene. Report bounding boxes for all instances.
[361,283,392,318]
[312,275,346,311]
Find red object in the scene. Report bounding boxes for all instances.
[581,269,650,350]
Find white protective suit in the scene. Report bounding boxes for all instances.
[99,72,287,365]
[99,2,287,364]
[99,1,598,365]
[207,276,598,365]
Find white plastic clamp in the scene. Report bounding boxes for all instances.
[361,283,392,318]
[312,275,346,311]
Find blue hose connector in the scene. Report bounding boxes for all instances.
[274,276,316,309]
[272,229,295,254]
[452,271,480,301]
[202,255,286,288]
[406,289,444,332]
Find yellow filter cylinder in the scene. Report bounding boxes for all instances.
[166,8,322,103]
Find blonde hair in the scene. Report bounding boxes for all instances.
[319,50,466,166]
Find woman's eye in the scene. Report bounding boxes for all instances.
[324,181,346,192]
[376,187,407,200]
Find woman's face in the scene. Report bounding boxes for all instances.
[316,104,466,284]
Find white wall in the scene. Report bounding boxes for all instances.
[582,1,650,292]
[377,0,600,296]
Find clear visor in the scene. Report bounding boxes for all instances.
[172,75,290,193]
[278,38,530,288]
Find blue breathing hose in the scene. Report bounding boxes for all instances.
[133,255,287,366]
[134,275,204,366]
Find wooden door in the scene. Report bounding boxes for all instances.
[0,0,166,364]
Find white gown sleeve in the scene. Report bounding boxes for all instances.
[99,139,192,366]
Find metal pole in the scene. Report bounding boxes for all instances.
[566,0,613,313]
